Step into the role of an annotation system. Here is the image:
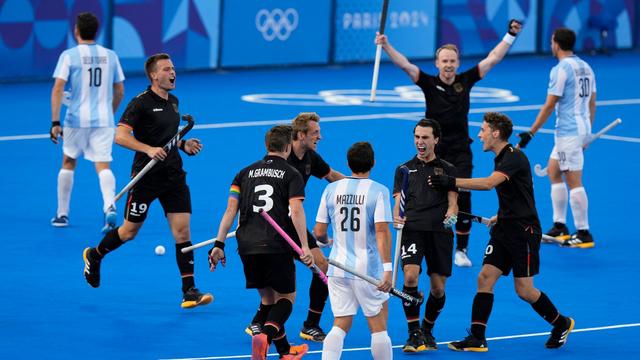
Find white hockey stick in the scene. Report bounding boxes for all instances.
[180,231,237,253]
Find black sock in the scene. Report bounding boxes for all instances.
[273,327,290,356]
[422,292,446,331]
[304,275,328,327]
[93,227,124,260]
[175,242,195,293]
[402,286,421,331]
[456,233,470,251]
[252,303,273,325]
[531,292,566,327]
[471,292,494,340]
[263,298,293,343]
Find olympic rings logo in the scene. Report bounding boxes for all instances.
[255,8,299,41]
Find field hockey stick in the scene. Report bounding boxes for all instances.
[460,211,566,244]
[181,231,237,253]
[327,258,423,306]
[258,209,328,285]
[369,0,390,102]
[392,165,409,287]
[534,118,622,177]
[112,115,195,204]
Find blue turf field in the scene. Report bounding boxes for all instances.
[1,52,639,359]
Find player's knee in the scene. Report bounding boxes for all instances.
[476,271,494,290]
[117,226,138,241]
[514,283,537,302]
[430,287,445,298]
[403,269,419,286]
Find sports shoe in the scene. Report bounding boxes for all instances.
[299,324,326,342]
[421,328,438,350]
[561,230,595,248]
[284,343,309,358]
[245,322,262,336]
[546,317,575,349]
[181,287,213,309]
[454,249,472,267]
[51,215,69,227]
[543,222,570,243]
[83,247,101,288]
[101,206,117,234]
[252,333,269,360]
[448,332,488,352]
[402,329,427,352]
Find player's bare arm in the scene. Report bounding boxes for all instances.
[290,198,314,266]
[209,197,238,271]
[50,78,66,143]
[112,82,124,112]
[375,221,392,293]
[375,32,420,82]
[115,124,167,161]
[478,20,522,78]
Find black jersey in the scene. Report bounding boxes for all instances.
[233,155,306,255]
[494,144,541,230]
[416,66,481,151]
[393,156,457,232]
[287,149,331,185]
[119,87,183,179]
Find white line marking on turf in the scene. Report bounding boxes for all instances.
[2,98,639,142]
[159,322,640,360]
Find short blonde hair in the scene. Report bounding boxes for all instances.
[292,112,320,140]
[435,44,459,59]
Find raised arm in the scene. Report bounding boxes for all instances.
[375,33,420,82]
[478,20,522,78]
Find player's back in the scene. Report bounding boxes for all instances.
[235,155,305,255]
[551,55,595,136]
[54,43,124,128]
[320,178,392,280]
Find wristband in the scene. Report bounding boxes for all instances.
[383,262,392,272]
[503,33,515,45]
[51,121,61,127]
[214,240,225,250]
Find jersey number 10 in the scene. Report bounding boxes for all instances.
[88,67,102,87]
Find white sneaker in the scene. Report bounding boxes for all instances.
[454,249,472,267]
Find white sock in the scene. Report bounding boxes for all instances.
[322,326,346,360]
[551,182,568,224]
[98,169,116,213]
[570,187,589,230]
[371,331,392,360]
[57,169,74,216]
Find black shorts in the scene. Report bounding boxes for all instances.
[240,253,296,294]
[483,222,540,277]
[401,229,453,277]
[124,173,191,223]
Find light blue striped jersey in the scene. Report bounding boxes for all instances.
[547,55,596,137]
[316,177,392,280]
[53,43,125,128]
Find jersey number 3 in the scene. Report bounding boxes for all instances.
[253,184,274,213]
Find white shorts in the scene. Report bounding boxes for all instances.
[63,127,115,162]
[328,277,389,318]
[550,135,586,172]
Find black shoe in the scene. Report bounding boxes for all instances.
[421,328,438,350]
[546,317,575,349]
[299,324,326,342]
[83,247,101,288]
[245,322,262,336]
[448,332,488,352]
[181,287,213,308]
[544,222,570,240]
[402,329,427,352]
[562,231,595,248]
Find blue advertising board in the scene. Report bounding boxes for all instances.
[333,0,437,62]
[439,0,538,56]
[221,0,331,67]
[542,0,635,52]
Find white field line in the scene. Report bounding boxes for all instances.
[159,322,640,360]
[2,98,639,142]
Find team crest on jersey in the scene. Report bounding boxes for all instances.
[172,103,178,113]
[305,164,311,175]
[453,83,464,93]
